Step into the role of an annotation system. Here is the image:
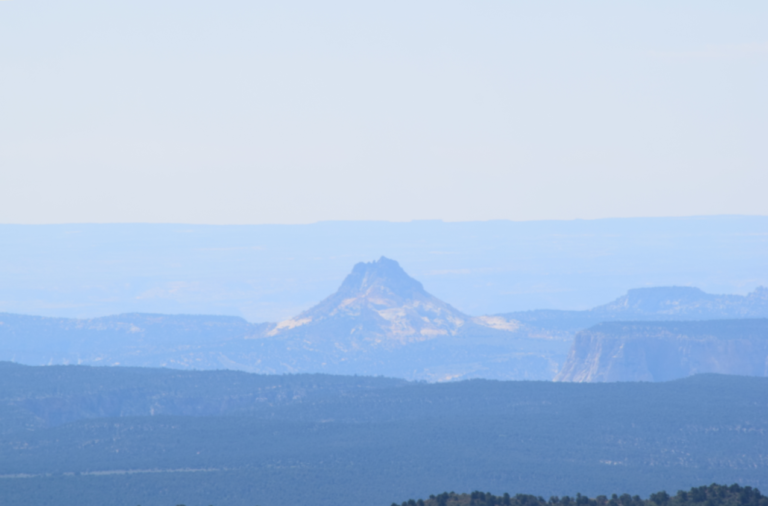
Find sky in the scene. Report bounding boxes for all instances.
[1,1,767,224]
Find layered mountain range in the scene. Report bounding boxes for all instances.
[1,257,767,381]
[0,258,559,381]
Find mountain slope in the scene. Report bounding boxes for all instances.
[252,257,557,380]
[266,257,470,349]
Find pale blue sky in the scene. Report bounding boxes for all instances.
[1,1,766,224]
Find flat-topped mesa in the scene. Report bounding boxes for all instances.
[266,257,469,346]
[594,286,715,313]
[590,285,768,319]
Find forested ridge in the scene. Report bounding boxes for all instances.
[394,485,767,506]
[2,365,767,506]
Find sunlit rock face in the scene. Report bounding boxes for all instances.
[555,319,768,382]
[266,257,470,349]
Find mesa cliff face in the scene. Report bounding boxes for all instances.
[555,319,768,382]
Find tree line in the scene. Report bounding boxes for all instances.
[392,484,766,506]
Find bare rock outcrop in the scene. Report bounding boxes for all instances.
[555,319,768,382]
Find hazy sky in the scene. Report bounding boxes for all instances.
[1,1,766,224]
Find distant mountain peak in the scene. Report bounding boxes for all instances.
[266,257,469,346]
[748,286,768,300]
[335,257,427,302]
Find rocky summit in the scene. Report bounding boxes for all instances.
[265,257,471,349]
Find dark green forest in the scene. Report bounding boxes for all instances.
[1,363,767,506]
[395,485,767,506]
